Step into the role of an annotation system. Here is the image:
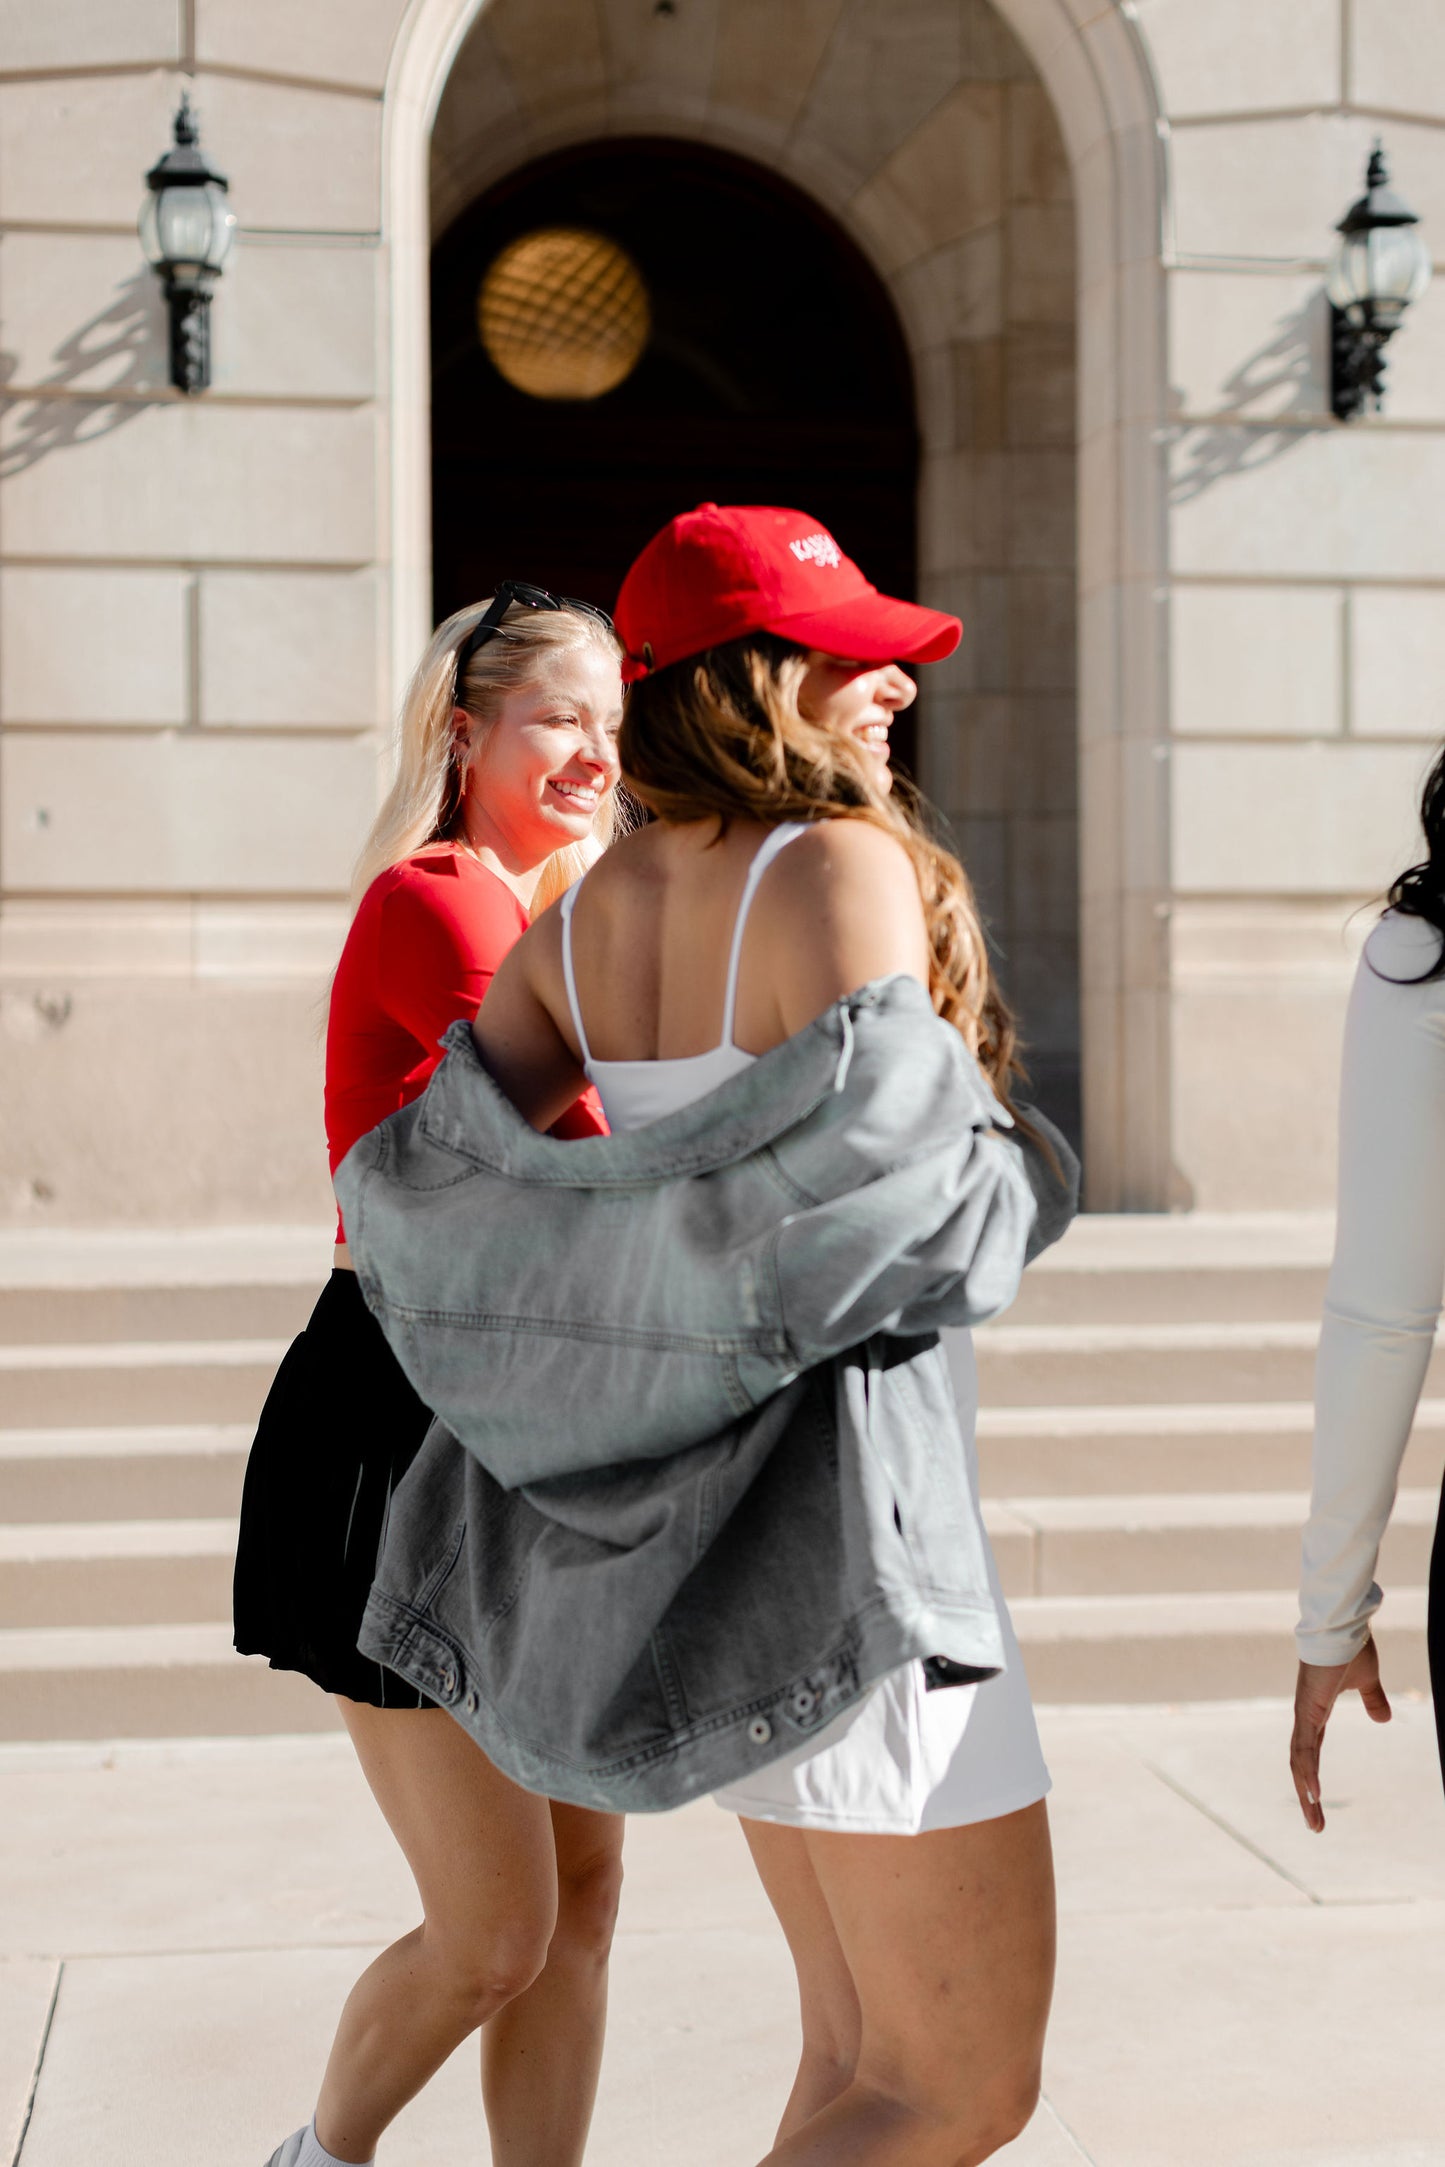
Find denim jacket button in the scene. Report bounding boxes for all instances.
[440,1669,456,1697]
[747,1716,772,1746]
[791,1687,816,1716]
[464,1690,479,1714]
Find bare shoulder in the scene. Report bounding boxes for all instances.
[766,817,921,910]
[760,818,929,1024]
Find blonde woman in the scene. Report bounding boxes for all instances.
[234,585,626,2167]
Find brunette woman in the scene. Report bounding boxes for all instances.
[1293,741,1445,1829]
[463,506,1057,2167]
[233,587,626,2167]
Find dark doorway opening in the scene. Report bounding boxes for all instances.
[431,137,921,768]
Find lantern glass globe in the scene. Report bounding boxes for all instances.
[1327,223,1432,324]
[139,182,236,279]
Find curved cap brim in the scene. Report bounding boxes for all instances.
[764,589,962,665]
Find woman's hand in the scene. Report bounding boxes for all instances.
[1289,1633,1391,1832]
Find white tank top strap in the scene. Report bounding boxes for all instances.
[720,821,808,1049]
[557,879,595,1069]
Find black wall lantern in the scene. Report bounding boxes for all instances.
[1327,142,1432,422]
[139,94,236,395]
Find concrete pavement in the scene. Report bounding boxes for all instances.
[5,1692,1444,2167]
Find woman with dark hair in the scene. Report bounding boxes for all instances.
[1293,742,1445,1828]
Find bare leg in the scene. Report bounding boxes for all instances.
[741,1819,861,2140]
[312,1700,568,2163]
[481,1799,625,2166]
[753,1802,1056,2167]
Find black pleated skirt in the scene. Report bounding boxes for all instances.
[233,1269,437,1708]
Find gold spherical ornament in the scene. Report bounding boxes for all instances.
[477,227,651,401]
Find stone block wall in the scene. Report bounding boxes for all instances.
[0,2,409,1223]
[1135,0,1445,1204]
[3,0,1444,1223]
[915,76,1080,1132]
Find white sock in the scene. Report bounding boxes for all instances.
[297,2119,373,2167]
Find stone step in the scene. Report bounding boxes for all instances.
[0,1339,285,1429]
[10,1216,1411,1733]
[983,1491,1436,1601]
[7,1318,1419,1431]
[0,1520,236,1628]
[1006,1263,1331,1329]
[4,1400,1440,1528]
[0,1281,316,1347]
[0,1623,341,1741]
[1007,1211,1336,1328]
[0,1591,1426,1739]
[973,1399,1445,1497]
[0,1486,1429,1635]
[0,1263,1334,1340]
[967,1321,1445,1408]
[1011,1586,1431,1703]
[0,1426,251,1522]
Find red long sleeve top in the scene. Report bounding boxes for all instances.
[326,847,605,1240]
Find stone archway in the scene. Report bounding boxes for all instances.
[382,0,1170,1204]
[429,136,922,763]
[429,139,918,601]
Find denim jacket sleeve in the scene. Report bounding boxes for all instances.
[769,1082,1079,1364]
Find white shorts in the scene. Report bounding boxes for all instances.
[712,1333,1050,1837]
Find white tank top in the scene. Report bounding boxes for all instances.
[559,823,807,1134]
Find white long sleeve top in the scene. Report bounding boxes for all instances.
[1297,909,1445,1665]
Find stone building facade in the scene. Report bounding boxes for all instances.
[1,0,1442,1227]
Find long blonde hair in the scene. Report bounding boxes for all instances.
[621,634,1028,1115]
[352,600,624,910]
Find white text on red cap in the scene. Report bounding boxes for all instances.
[788,532,843,570]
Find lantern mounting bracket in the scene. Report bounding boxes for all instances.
[1330,302,1392,423]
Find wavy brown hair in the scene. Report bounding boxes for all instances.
[621,633,1027,1113]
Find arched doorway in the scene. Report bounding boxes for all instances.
[429,137,921,769]
[393,0,1171,1196]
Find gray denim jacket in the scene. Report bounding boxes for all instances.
[335,975,1078,1812]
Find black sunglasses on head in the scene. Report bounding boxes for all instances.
[451,580,615,708]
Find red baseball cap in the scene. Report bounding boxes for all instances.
[614,503,962,681]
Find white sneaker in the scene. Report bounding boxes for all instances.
[264,2133,307,2167]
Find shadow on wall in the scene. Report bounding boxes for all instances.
[0,270,162,479]
[1167,294,1329,506]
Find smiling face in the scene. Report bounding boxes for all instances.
[795,655,917,794]
[457,641,623,871]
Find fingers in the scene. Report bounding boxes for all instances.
[1352,1636,1393,1726]
[1291,1658,1345,1833]
[1290,1638,1394,1829]
[1290,1732,1325,1833]
[1289,1705,1326,1833]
